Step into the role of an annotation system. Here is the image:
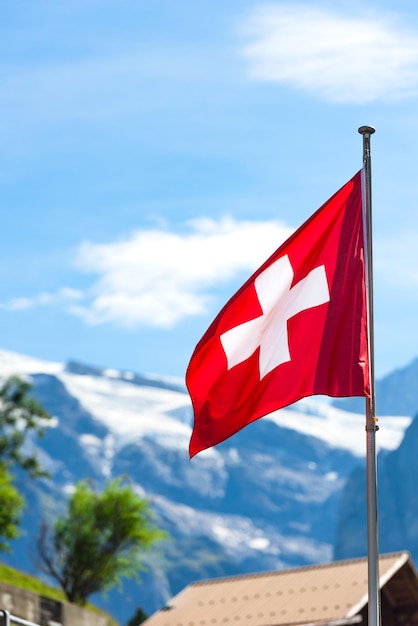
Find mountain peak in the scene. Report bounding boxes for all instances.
[65,360,186,393]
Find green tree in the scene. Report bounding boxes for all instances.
[0,375,52,551]
[37,477,166,605]
[0,375,52,477]
[0,464,24,552]
[126,606,148,626]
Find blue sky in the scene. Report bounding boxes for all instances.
[2,0,418,382]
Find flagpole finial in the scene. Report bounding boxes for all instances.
[358,125,376,136]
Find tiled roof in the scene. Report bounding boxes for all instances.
[144,552,418,626]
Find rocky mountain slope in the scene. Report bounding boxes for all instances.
[0,349,413,625]
[335,405,418,562]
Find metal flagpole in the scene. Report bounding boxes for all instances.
[358,125,380,626]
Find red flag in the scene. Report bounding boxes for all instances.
[187,171,370,458]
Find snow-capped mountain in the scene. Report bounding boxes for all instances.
[0,349,414,626]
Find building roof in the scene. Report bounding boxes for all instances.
[144,552,418,626]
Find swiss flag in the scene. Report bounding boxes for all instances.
[187,171,370,458]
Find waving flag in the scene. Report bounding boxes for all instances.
[187,171,370,458]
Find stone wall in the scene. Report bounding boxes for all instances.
[0,581,112,626]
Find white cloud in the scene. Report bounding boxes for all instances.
[71,217,293,328]
[241,4,418,103]
[7,221,418,333]
[0,288,83,312]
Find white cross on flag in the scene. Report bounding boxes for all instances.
[187,171,370,458]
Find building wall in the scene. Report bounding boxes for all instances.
[0,581,111,626]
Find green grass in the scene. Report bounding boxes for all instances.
[0,562,118,625]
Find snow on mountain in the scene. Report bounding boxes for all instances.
[267,398,411,456]
[56,368,412,458]
[0,349,409,459]
[60,371,192,450]
[153,493,332,565]
[0,349,63,377]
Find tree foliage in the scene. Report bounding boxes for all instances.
[126,606,148,626]
[0,375,52,551]
[0,464,24,552]
[37,477,166,605]
[0,375,52,477]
